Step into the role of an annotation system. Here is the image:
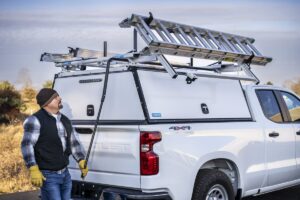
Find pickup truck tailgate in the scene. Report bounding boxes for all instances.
[69,125,141,188]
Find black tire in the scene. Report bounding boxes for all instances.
[192,169,235,200]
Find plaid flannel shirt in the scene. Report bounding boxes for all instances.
[21,112,86,168]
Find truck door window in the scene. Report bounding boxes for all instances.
[256,90,283,123]
[280,92,300,122]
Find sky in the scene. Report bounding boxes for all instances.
[0,0,300,89]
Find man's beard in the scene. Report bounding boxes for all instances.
[58,103,63,109]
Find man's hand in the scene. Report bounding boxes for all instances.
[29,165,46,187]
[79,160,89,178]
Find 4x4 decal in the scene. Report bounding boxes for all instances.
[169,126,191,131]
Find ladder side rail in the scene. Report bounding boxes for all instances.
[135,24,152,44]
[75,48,101,58]
[55,57,109,68]
[147,45,233,61]
[137,16,159,42]
[41,53,76,63]
[147,43,267,64]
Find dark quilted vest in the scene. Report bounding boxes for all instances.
[33,109,72,170]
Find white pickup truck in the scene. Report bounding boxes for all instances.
[52,66,300,200]
[42,14,300,200]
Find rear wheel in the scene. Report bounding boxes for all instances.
[192,169,234,200]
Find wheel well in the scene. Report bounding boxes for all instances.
[199,159,240,194]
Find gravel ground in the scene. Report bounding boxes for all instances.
[0,185,300,200]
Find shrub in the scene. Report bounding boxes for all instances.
[0,81,24,124]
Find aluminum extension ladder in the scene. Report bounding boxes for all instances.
[119,13,272,78]
[41,13,272,84]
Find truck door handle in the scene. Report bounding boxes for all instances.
[269,132,279,137]
[296,131,300,136]
[75,128,93,134]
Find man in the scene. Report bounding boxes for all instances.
[21,88,88,200]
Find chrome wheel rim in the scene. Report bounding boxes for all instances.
[205,184,228,200]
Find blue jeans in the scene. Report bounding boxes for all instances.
[40,168,72,200]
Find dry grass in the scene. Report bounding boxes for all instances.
[0,124,36,194]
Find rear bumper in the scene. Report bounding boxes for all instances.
[101,187,171,200]
[71,180,172,200]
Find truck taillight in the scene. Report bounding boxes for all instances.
[140,131,161,175]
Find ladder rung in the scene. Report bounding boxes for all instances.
[154,26,169,42]
[176,27,194,46]
[204,34,217,50]
[218,37,233,52]
[245,40,262,56]
[230,39,244,54]
[172,29,186,45]
[220,34,239,53]
[191,28,209,48]
[156,21,177,44]
[233,37,251,54]
[241,40,256,55]
[189,33,202,47]
[206,31,224,50]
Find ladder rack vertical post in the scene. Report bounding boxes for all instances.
[190,58,194,67]
[103,41,107,57]
[134,29,138,52]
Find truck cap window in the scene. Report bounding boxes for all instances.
[256,90,283,123]
[280,91,300,122]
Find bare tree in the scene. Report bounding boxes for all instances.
[15,68,32,88]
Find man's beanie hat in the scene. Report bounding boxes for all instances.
[36,88,58,107]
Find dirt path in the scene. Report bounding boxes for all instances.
[0,190,39,200]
